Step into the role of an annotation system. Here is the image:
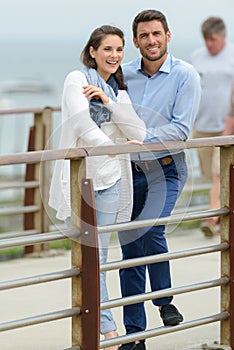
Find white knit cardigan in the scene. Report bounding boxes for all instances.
[48,70,146,222]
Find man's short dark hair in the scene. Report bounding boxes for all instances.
[132,9,169,38]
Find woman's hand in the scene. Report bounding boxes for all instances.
[83,85,109,105]
[127,140,143,145]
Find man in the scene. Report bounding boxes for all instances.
[118,9,201,350]
[191,17,234,237]
[223,81,234,135]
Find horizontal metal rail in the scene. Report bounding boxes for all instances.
[0,307,80,332]
[173,203,209,215]
[101,208,229,234]
[0,229,39,240]
[0,180,39,189]
[101,242,229,272]
[0,210,228,251]
[0,205,39,216]
[98,207,229,234]
[0,106,61,116]
[183,182,212,193]
[101,277,229,310]
[0,228,80,249]
[100,312,229,348]
[0,268,80,291]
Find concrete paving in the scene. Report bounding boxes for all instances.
[0,227,226,350]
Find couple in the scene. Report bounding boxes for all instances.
[49,9,201,350]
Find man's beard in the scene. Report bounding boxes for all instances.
[141,45,167,62]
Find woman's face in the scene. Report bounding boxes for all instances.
[89,34,124,81]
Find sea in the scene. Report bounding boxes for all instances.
[0,38,199,179]
[0,39,82,178]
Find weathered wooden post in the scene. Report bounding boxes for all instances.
[24,107,52,254]
[70,157,100,349]
[24,125,36,254]
[40,107,53,251]
[220,144,234,348]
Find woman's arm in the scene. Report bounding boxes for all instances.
[106,90,146,141]
[64,71,114,146]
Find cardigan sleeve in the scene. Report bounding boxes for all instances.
[107,90,146,141]
[63,71,114,147]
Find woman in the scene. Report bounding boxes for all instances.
[49,25,146,349]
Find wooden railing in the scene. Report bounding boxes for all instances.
[0,107,60,254]
[0,107,234,348]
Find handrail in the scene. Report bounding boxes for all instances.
[0,205,39,216]
[101,277,229,310]
[0,229,80,249]
[0,110,233,348]
[0,106,61,115]
[100,312,229,348]
[0,268,80,290]
[98,207,229,234]
[101,242,229,272]
[0,211,229,250]
[0,307,80,332]
[0,180,39,189]
[0,229,39,240]
[0,136,234,166]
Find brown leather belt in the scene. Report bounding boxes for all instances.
[133,156,173,172]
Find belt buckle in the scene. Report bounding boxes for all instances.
[161,156,173,166]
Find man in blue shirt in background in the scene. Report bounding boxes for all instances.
[118,9,201,350]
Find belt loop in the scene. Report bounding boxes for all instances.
[144,161,150,171]
[135,163,142,172]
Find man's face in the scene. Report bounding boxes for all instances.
[204,32,226,56]
[133,20,171,62]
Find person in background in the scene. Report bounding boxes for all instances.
[48,25,146,350]
[211,82,234,215]
[118,9,201,350]
[223,81,234,135]
[191,17,234,237]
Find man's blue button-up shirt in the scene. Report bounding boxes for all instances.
[122,53,201,160]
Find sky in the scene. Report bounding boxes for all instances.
[1,0,233,48]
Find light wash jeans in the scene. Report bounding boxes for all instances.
[65,179,120,334]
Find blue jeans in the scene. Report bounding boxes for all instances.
[118,152,187,335]
[65,180,120,335]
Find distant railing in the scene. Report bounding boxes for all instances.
[0,107,234,348]
[0,107,60,254]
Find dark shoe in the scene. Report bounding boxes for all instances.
[119,342,145,350]
[160,304,183,326]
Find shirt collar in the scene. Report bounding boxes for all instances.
[137,53,172,75]
[159,53,171,73]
